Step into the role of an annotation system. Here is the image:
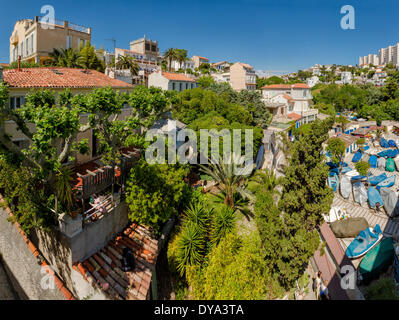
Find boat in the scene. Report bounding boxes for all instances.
[345,170,360,177]
[341,166,352,174]
[369,173,387,186]
[323,207,347,223]
[328,174,339,192]
[378,149,399,158]
[358,237,394,283]
[345,225,383,259]
[376,175,396,190]
[388,140,398,148]
[351,175,368,182]
[368,187,384,209]
[380,138,390,148]
[380,188,399,218]
[386,158,396,172]
[369,155,378,168]
[340,175,352,199]
[353,181,368,205]
[378,157,386,169]
[352,150,362,163]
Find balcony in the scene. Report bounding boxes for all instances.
[37,16,91,34]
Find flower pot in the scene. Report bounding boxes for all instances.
[69,208,81,220]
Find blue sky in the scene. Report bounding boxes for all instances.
[1,0,398,73]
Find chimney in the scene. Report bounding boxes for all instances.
[17,56,21,71]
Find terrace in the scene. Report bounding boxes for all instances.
[69,147,141,225]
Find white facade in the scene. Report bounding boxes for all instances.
[148,71,198,91]
[341,72,353,84]
[261,84,318,123]
[170,59,195,71]
[306,76,320,88]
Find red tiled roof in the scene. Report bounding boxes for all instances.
[161,72,196,82]
[262,83,310,89]
[3,68,134,89]
[282,93,293,101]
[288,113,303,121]
[74,223,158,300]
[197,56,208,61]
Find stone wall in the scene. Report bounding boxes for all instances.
[0,207,66,300]
[30,200,130,298]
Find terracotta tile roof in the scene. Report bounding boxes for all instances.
[196,56,209,61]
[3,68,134,89]
[262,83,310,90]
[161,71,196,82]
[282,93,293,101]
[74,223,158,300]
[288,113,303,121]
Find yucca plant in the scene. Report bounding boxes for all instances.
[176,222,205,276]
[211,206,235,245]
[55,166,74,215]
[184,202,211,233]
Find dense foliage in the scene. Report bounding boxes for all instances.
[125,159,192,232]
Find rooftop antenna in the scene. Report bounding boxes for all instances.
[105,38,116,52]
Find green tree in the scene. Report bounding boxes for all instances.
[45,48,81,68]
[78,42,106,72]
[355,161,370,177]
[186,232,282,300]
[197,76,215,89]
[175,49,188,70]
[115,55,141,85]
[164,48,177,71]
[279,118,334,231]
[125,160,191,231]
[199,152,254,208]
[326,137,346,175]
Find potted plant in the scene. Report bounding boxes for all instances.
[55,166,78,218]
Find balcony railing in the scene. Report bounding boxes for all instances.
[37,16,90,34]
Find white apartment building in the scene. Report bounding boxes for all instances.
[229,62,257,91]
[148,70,198,91]
[170,59,195,71]
[341,71,353,84]
[212,72,230,84]
[261,83,318,124]
[306,76,320,88]
[361,42,399,67]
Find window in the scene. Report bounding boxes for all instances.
[9,96,25,110]
[66,35,72,49]
[172,82,175,90]
[20,42,24,57]
[26,38,29,56]
[185,83,188,90]
[179,83,183,91]
[191,83,194,89]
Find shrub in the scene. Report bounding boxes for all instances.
[365,278,399,300]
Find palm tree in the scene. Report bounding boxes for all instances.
[164,48,177,71]
[175,49,188,71]
[77,43,105,72]
[199,152,254,208]
[250,169,283,199]
[46,48,81,68]
[115,55,141,85]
